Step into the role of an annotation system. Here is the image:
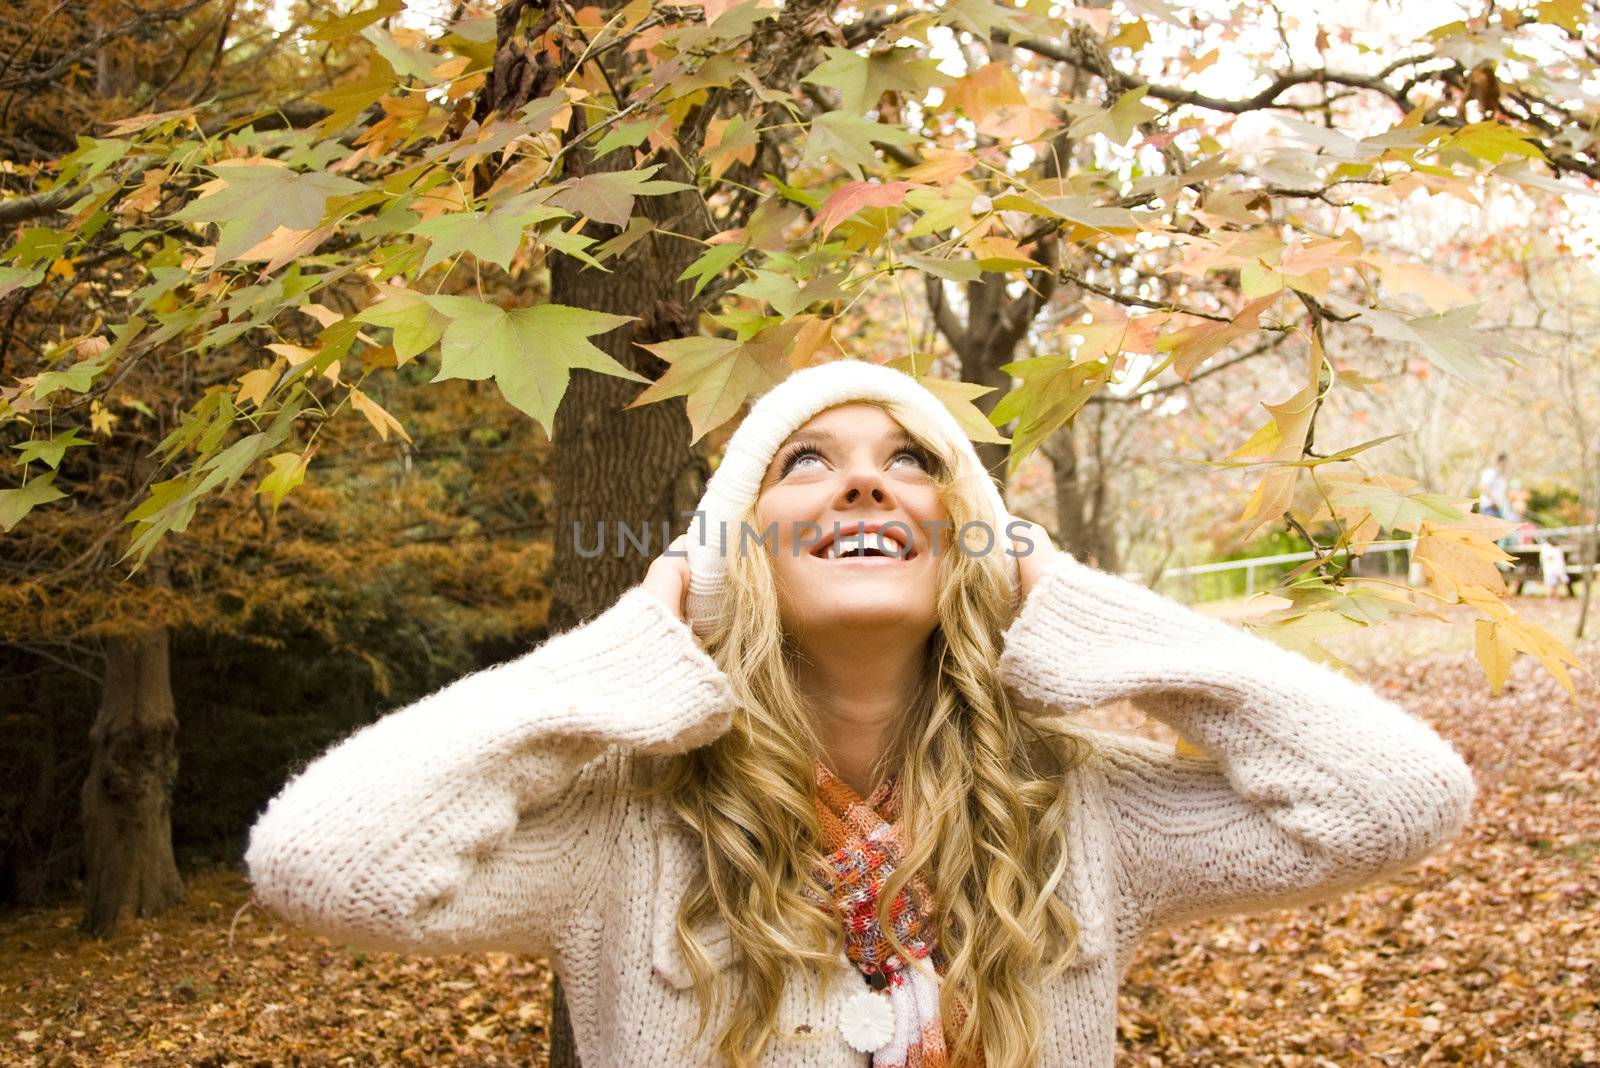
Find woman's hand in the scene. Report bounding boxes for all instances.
[1009,519,1059,602]
[642,533,693,624]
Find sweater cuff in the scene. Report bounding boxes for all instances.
[519,585,738,754]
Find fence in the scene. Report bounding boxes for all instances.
[1130,524,1600,606]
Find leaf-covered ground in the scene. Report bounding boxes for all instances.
[3,602,1597,1066]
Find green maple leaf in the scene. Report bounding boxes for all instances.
[1066,86,1159,144]
[592,119,656,160]
[364,26,440,83]
[678,242,747,297]
[353,287,450,363]
[31,357,109,402]
[802,113,921,180]
[890,369,1008,445]
[12,428,91,469]
[1324,480,1468,531]
[938,0,1038,37]
[406,205,568,272]
[310,53,398,134]
[991,356,1105,473]
[0,472,68,531]
[1444,122,1545,165]
[803,47,952,114]
[0,265,44,299]
[427,297,643,436]
[1357,305,1531,388]
[56,135,131,185]
[171,163,365,262]
[629,326,796,442]
[307,0,404,41]
[547,165,692,227]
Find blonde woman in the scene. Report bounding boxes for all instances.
[245,359,1476,1067]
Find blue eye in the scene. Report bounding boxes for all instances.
[779,444,825,476]
[891,447,931,470]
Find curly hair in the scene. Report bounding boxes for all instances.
[628,398,1093,1067]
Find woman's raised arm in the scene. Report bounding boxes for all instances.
[243,580,735,958]
[997,550,1476,935]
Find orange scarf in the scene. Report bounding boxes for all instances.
[812,762,959,1066]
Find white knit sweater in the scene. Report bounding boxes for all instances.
[243,551,1477,1066]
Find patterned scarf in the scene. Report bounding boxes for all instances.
[812,761,961,1067]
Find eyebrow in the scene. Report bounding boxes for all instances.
[776,427,922,452]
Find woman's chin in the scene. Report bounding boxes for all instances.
[790,593,937,634]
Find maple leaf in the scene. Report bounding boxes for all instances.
[629,323,798,441]
[803,46,952,114]
[704,115,760,181]
[310,54,399,134]
[1356,305,1531,388]
[0,472,67,532]
[947,63,1058,143]
[991,356,1107,473]
[349,385,412,443]
[1460,586,1586,696]
[353,287,451,365]
[809,181,921,238]
[256,450,309,511]
[10,428,90,469]
[678,241,748,303]
[1228,339,1321,541]
[170,162,364,263]
[1322,479,1468,533]
[406,205,568,272]
[306,0,405,42]
[938,0,1039,38]
[1157,294,1280,382]
[1411,519,1515,602]
[885,368,1008,445]
[1065,86,1159,144]
[801,113,921,180]
[1443,121,1545,164]
[427,297,642,437]
[546,165,691,227]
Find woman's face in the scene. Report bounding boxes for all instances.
[755,403,947,641]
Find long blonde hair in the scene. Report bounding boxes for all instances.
[629,398,1092,1067]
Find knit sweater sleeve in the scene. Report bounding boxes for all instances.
[243,585,736,957]
[997,551,1476,933]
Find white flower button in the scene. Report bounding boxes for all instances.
[839,988,895,1053]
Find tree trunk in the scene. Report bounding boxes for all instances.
[1043,423,1119,571]
[544,240,709,633]
[79,626,184,937]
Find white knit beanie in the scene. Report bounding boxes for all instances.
[682,359,1021,640]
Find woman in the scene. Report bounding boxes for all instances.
[245,359,1476,1067]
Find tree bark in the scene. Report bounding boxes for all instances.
[1042,415,1121,572]
[79,625,185,937]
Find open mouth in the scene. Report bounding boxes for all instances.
[809,527,918,562]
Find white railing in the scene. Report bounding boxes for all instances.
[1125,523,1600,604]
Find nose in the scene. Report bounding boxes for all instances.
[835,452,895,508]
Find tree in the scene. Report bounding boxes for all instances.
[0,0,552,934]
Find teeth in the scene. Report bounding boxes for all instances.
[824,529,908,560]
